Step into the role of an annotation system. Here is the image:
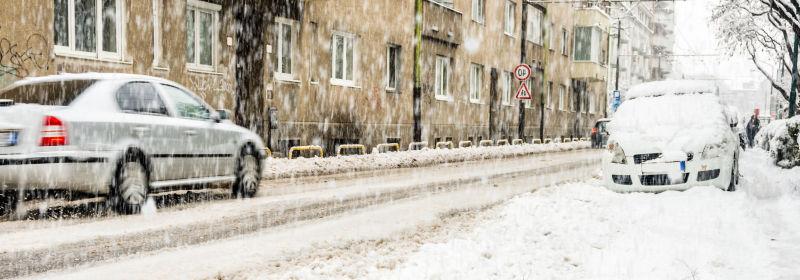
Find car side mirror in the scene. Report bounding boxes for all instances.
[216,109,232,121]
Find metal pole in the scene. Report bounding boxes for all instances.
[518,3,528,139]
[413,0,423,142]
[539,7,547,141]
[790,33,799,118]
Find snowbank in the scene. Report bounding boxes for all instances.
[262,142,589,179]
[755,116,800,168]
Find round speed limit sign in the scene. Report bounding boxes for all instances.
[513,64,532,81]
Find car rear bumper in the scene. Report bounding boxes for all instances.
[602,156,732,192]
[0,151,116,194]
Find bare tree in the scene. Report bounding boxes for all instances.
[714,0,800,107]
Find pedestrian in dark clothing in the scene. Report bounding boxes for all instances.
[746,115,761,148]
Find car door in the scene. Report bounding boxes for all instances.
[158,84,235,178]
[113,81,182,181]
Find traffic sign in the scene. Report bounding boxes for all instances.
[513,64,532,81]
[515,82,532,100]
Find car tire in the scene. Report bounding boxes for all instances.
[110,154,149,215]
[233,145,260,199]
[727,156,738,192]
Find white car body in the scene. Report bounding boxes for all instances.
[0,73,266,196]
[602,80,740,192]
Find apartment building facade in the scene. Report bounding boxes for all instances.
[0,0,608,157]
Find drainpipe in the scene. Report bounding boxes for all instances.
[413,0,423,142]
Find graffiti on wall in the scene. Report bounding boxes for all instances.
[0,27,51,83]
[188,75,235,109]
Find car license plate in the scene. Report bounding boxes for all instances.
[0,131,18,147]
[679,161,686,172]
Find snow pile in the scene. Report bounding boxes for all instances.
[609,93,732,153]
[624,80,717,100]
[262,141,589,179]
[755,116,800,168]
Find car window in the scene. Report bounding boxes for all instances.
[116,82,168,115]
[598,121,608,132]
[1,80,97,106]
[160,84,210,120]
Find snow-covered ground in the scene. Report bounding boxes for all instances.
[372,149,800,280]
[267,148,800,280]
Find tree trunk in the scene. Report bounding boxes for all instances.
[234,1,266,138]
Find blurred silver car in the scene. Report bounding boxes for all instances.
[0,73,266,214]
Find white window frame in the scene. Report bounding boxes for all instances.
[152,0,162,67]
[573,26,602,62]
[54,0,125,61]
[469,63,483,103]
[472,0,485,24]
[435,55,451,101]
[502,71,512,106]
[546,81,553,109]
[561,28,569,56]
[504,1,516,36]
[275,17,298,81]
[186,0,221,72]
[386,44,401,91]
[559,84,566,111]
[331,31,358,87]
[548,22,555,50]
[526,7,543,45]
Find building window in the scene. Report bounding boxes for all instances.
[275,17,296,80]
[472,0,485,24]
[186,0,220,70]
[502,71,513,106]
[469,63,483,103]
[574,26,602,62]
[561,28,569,55]
[53,0,123,60]
[526,7,543,45]
[504,1,515,36]
[559,84,566,111]
[152,0,162,67]
[386,45,401,91]
[549,22,555,50]
[332,32,356,86]
[435,56,450,100]
[546,81,553,109]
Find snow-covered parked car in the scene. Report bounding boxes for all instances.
[603,80,740,192]
[755,116,800,168]
[0,73,266,214]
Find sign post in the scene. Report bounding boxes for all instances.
[513,64,532,100]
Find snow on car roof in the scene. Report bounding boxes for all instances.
[11,72,169,86]
[625,80,717,100]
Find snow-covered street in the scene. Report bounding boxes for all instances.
[254,149,800,280]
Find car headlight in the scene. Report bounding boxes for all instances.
[702,142,725,159]
[607,141,626,164]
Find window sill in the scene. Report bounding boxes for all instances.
[330,78,360,89]
[502,103,513,107]
[275,76,302,84]
[469,99,483,105]
[504,32,515,38]
[187,67,224,76]
[153,66,170,72]
[386,87,400,93]
[55,51,132,65]
[435,95,453,102]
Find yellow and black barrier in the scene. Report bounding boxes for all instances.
[288,145,324,159]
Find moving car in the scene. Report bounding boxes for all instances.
[0,73,266,214]
[602,80,740,192]
[590,118,611,148]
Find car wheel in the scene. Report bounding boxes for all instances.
[727,157,738,192]
[233,146,260,198]
[111,154,148,214]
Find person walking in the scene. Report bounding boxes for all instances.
[746,114,761,148]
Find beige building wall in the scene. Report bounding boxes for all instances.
[0,0,237,110]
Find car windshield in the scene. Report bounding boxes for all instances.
[0,80,97,106]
